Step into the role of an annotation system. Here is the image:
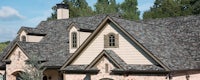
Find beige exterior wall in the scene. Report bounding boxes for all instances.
[19,31,27,41]
[79,31,91,46]
[69,27,79,53]
[69,26,91,53]
[26,35,43,42]
[72,23,154,65]
[6,47,28,80]
[57,8,69,19]
[19,30,43,42]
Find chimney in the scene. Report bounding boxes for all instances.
[56,2,69,19]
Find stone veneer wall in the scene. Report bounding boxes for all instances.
[6,47,28,80]
[64,57,200,80]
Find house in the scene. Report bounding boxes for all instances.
[0,2,200,80]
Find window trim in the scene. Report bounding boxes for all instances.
[104,33,119,48]
[71,32,77,48]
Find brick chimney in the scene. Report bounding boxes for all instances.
[56,2,69,19]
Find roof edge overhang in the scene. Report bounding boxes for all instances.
[112,70,169,75]
[62,69,99,74]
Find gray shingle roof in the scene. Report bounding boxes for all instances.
[111,15,200,70]
[1,14,200,72]
[17,26,46,35]
[17,41,71,67]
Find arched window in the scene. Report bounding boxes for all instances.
[71,32,77,48]
[21,36,26,42]
[104,33,119,48]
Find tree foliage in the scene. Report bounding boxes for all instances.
[19,55,45,80]
[143,0,200,19]
[94,0,119,14]
[0,41,10,53]
[47,0,140,21]
[120,0,140,20]
[47,0,94,20]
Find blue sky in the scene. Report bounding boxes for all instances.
[0,0,154,42]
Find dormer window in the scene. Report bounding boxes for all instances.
[104,33,119,48]
[72,32,77,48]
[21,36,26,42]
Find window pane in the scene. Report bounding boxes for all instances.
[109,35,115,47]
[72,32,77,48]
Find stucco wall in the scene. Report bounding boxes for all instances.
[27,35,43,42]
[69,26,91,53]
[72,23,154,65]
[19,30,43,42]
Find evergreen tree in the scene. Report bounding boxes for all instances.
[120,0,140,20]
[94,0,119,14]
[143,0,197,19]
[47,0,94,20]
[190,0,200,14]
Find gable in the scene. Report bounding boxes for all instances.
[69,26,79,53]
[71,21,156,65]
[92,56,116,73]
[7,46,28,62]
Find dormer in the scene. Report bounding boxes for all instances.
[17,27,46,42]
[68,23,93,53]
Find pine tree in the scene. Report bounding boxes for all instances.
[47,0,94,20]
[190,0,200,14]
[143,0,196,19]
[94,0,119,14]
[120,0,140,20]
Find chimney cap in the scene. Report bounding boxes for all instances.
[56,2,69,9]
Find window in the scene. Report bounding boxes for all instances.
[71,32,77,48]
[109,35,115,46]
[21,36,26,42]
[104,33,119,48]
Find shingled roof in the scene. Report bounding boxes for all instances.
[1,14,200,71]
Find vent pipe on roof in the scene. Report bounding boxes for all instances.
[56,2,69,19]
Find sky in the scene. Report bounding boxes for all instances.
[0,0,155,42]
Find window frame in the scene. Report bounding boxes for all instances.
[104,33,119,48]
[71,32,77,48]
